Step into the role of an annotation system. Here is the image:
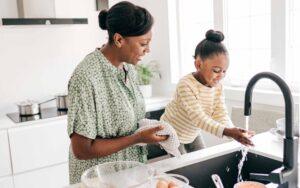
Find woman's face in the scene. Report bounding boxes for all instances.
[121,30,152,65]
[195,54,229,87]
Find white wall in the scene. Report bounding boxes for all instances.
[0,0,172,116]
[0,0,106,115]
[141,0,173,97]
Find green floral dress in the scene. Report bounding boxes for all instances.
[67,49,147,184]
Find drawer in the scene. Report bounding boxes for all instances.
[14,163,69,188]
[0,130,12,177]
[8,119,70,173]
[0,176,14,188]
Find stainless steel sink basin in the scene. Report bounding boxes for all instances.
[167,151,282,188]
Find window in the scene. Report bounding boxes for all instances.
[224,0,271,86]
[175,0,299,92]
[176,0,214,79]
[287,0,300,90]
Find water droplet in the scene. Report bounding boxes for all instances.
[226,166,230,172]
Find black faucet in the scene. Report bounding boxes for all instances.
[244,72,298,188]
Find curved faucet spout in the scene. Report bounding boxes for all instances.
[244,72,298,187]
[244,72,294,139]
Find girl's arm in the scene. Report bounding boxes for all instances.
[212,85,234,127]
[177,82,254,146]
[177,81,227,138]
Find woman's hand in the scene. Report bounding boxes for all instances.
[135,126,169,144]
[223,127,255,146]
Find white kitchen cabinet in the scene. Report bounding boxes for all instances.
[0,176,14,188]
[14,163,69,188]
[0,130,12,177]
[0,0,18,18]
[55,0,90,18]
[0,0,90,19]
[8,119,70,174]
[22,0,55,17]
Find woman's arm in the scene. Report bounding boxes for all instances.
[71,126,167,160]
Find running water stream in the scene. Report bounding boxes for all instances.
[237,116,250,183]
[245,116,249,132]
[237,146,249,183]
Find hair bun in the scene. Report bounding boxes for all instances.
[205,29,224,43]
[98,10,108,30]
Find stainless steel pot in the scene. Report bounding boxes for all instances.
[55,94,68,110]
[17,94,68,116]
[17,100,41,116]
[17,98,55,116]
[20,114,41,121]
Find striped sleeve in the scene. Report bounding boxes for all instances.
[177,81,226,138]
[212,85,234,128]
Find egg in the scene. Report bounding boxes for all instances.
[156,179,169,188]
[168,181,179,188]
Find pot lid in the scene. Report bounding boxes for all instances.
[16,100,39,106]
[55,93,68,97]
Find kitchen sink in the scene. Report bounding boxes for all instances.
[167,151,282,188]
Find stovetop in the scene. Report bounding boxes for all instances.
[7,107,67,123]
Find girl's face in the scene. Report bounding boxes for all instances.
[118,30,152,65]
[195,54,229,87]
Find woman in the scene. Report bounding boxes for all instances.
[161,30,255,154]
[67,1,167,184]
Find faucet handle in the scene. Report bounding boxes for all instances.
[250,166,284,184]
[211,174,224,188]
[249,173,269,182]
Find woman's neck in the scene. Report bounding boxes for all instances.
[100,44,123,69]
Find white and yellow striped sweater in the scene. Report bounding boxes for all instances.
[161,73,234,144]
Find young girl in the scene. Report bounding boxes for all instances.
[161,30,254,154]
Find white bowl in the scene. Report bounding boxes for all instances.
[276,118,299,136]
[153,173,189,188]
[81,161,154,188]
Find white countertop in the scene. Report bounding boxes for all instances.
[0,96,171,130]
[66,131,300,188]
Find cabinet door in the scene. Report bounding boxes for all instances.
[8,119,70,174]
[145,109,165,120]
[0,130,12,177]
[14,163,69,188]
[0,176,14,188]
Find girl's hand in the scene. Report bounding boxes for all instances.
[135,126,169,144]
[223,127,255,146]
